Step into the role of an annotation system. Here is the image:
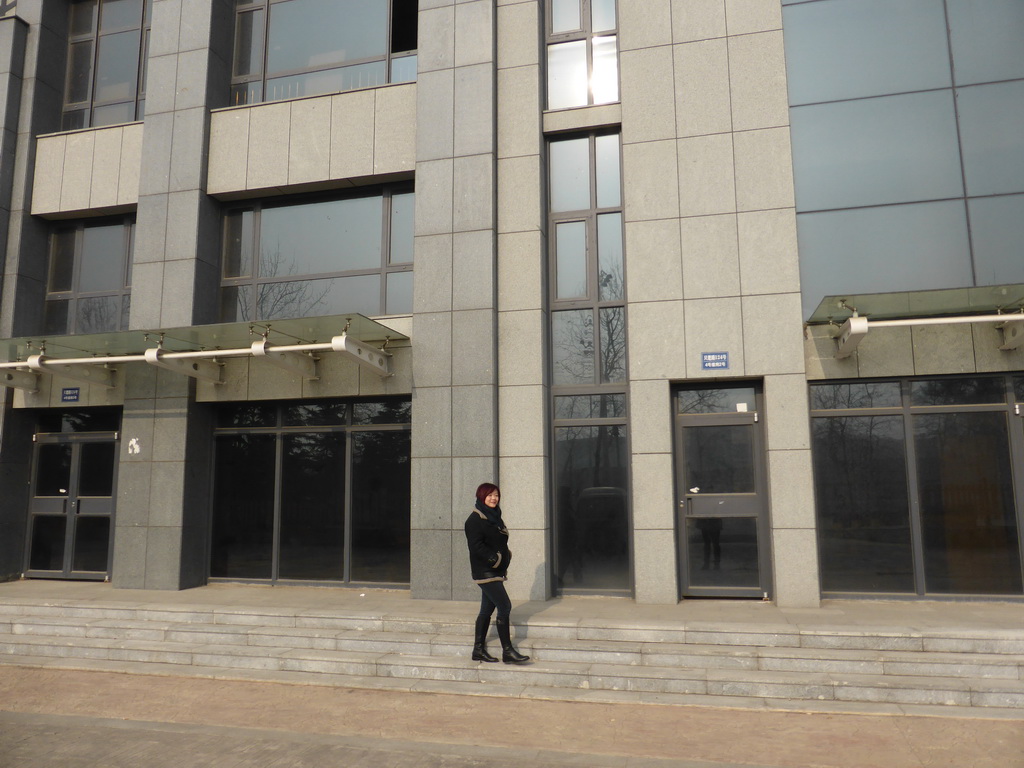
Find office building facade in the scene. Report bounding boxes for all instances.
[0,0,1021,607]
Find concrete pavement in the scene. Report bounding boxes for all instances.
[1,665,1022,768]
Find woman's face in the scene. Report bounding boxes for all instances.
[484,490,500,508]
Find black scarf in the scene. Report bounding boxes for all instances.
[474,498,505,529]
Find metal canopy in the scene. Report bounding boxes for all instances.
[0,314,406,393]
[807,286,1024,359]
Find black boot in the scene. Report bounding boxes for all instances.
[472,615,499,662]
[495,617,530,663]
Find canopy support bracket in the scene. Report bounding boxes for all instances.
[250,339,318,379]
[27,354,115,389]
[144,347,223,384]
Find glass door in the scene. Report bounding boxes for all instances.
[25,435,118,580]
[674,384,771,598]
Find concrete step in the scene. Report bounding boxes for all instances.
[3,628,1023,711]
[6,614,1023,681]
[3,600,1024,655]
[2,597,1023,713]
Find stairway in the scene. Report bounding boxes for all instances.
[1,592,1022,715]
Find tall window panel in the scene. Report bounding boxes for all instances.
[546,0,618,110]
[44,217,134,335]
[548,133,630,594]
[63,0,151,130]
[230,0,418,106]
[809,376,1024,597]
[783,0,1024,317]
[219,187,414,322]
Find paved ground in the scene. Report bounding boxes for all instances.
[2,666,1022,768]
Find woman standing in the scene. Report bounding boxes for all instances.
[464,482,530,664]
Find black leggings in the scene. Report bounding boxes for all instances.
[477,580,512,622]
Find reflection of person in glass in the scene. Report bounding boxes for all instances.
[464,483,530,664]
[696,517,722,570]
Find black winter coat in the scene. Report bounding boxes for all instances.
[464,509,511,584]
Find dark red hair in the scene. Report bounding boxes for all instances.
[475,483,500,503]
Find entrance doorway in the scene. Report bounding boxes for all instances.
[674,384,771,598]
[24,410,120,580]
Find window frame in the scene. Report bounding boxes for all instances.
[62,0,151,130]
[209,396,412,586]
[545,0,619,110]
[219,185,414,323]
[229,0,418,107]
[548,132,627,388]
[546,129,632,596]
[44,216,135,336]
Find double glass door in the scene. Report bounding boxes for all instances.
[674,384,771,598]
[26,431,118,580]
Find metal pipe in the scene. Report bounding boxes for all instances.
[0,341,334,370]
[867,314,1024,329]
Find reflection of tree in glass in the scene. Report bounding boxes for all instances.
[552,264,626,385]
[76,297,121,334]
[244,244,334,321]
[810,383,900,410]
[679,389,731,413]
[353,400,412,425]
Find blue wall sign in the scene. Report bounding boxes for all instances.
[701,352,729,370]
[61,387,81,403]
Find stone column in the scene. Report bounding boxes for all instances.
[495,0,548,602]
[112,0,232,589]
[410,0,499,600]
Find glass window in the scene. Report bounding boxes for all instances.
[231,0,417,106]
[547,41,588,110]
[554,425,629,591]
[211,398,411,585]
[549,137,591,213]
[813,415,914,593]
[915,412,1021,594]
[678,387,757,414]
[552,309,594,386]
[221,188,413,322]
[809,381,902,411]
[786,0,1024,321]
[968,194,1024,286]
[350,429,411,582]
[947,0,1024,86]
[546,0,618,110]
[796,201,972,318]
[548,129,629,594]
[552,0,581,33]
[554,393,626,420]
[259,197,383,276]
[910,377,1006,406]
[389,191,415,264]
[957,81,1024,198]
[549,136,627,386]
[598,306,626,383]
[279,432,346,580]
[790,91,963,212]
[283,402,347,426]
[555,221,588,299]
[596,213,623,301]
[45,218,134,335]
[211,434,277,579]
[782,0,951,106]
[63,0,150,130]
